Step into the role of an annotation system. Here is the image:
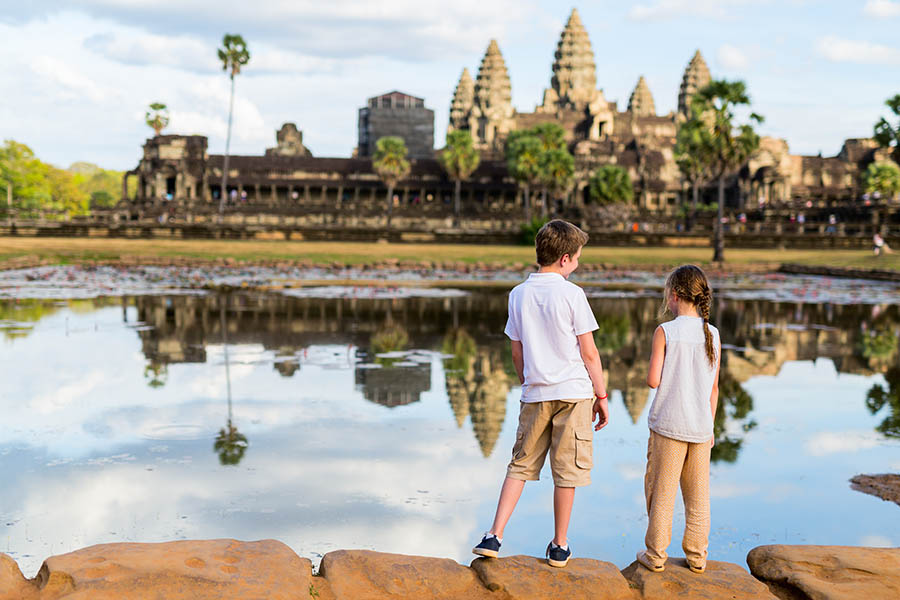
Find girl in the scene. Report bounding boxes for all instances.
[637,264,720,574]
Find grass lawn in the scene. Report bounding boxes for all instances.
[1,237,899,271]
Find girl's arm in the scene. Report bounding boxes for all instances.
[709,339,721,446]
[646,326,666,388]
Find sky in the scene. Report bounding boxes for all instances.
[1,0,898,171]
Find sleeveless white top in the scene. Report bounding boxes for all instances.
[647,316,720,443]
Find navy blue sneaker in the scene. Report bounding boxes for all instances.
[472,533,501,558]
[546,541,571,568]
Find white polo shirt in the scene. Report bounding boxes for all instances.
[504,272,598,402]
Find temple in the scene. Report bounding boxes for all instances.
[123,8,887,217]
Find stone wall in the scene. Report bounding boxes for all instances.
[2,540,898,599]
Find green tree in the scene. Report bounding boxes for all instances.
[214,422,249,465]
[0,140,51,217]
[866,366,900,438]
[144,102,169,136]
[505,133,543,222]
[440,130,480,225]
[874,94,900,166]
[373,136,411,228]
[217,33,251,217]
[530,122,567,151]
[538,147,575,216]
[691,80,763,262]
[588,164,634,205]
[70,162,135,208]
[46,166,90,217]
[864,161,900,202]
[675,116,713,225]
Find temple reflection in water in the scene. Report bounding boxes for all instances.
[49,289,897,461]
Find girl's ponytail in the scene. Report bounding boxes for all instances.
[696,286,716,368]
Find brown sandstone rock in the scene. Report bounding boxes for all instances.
[34,538,310,600]
[471,555,634,599]
[0,553,39,600]
[318,549,495,600]
[850,473,900,507]
[746,544,900,600]
[621,557,776,599]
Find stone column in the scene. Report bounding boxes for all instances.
[304,185,311,203]
[254,184,261,203]
[270,184,277,205]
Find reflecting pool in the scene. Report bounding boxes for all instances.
[1,278,899,576]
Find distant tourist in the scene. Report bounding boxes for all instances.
[636,265,720,575]
[472,220,609,568]
[873,233,893,256]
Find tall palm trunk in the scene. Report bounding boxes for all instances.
[454,178,461,226]
[218,74,236,218]
[541,189,548,218]
[688,179,699,232]
[386,184,394,228]
[713,175,725,262]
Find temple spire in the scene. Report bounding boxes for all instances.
[678,50,712,119]
[448,68,474,133]
[541,7,598,112]
[628,76,656,117]
[471,39,514,149]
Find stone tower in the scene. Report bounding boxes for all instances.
[628,76,656,117]
[678,50,712,120]
[448,68,474,134]
[540,8,597,112]
[470,39,515,151]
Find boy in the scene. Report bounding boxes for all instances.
[472,219,609,568]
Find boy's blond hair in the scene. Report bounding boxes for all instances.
[535,219,589,266]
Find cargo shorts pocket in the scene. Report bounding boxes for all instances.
[574,428,593,469]
[511,430,526,461]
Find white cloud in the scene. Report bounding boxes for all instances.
[863,0,900,17]
[804,430,884,457]
[628,0,766,21]
[717,44,749,70]
[85,31,217,72]
[711,482,760,498]
[30,55,119,103]
[815,36,900,65]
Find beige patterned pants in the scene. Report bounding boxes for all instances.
[642,430,711,569]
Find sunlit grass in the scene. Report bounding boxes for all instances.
[1,237,899,271]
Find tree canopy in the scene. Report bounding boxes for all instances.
[373,136,411,188]
[874,94,900,165]
[864,161,900,199]
[218,34,251,78]
[145,102,169,136]
[588,164,633,205]
[440,130,480,182]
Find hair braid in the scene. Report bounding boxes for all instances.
[696,286,716,368]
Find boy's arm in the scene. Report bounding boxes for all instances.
[576,331,609,431]
[709,339,721,447]
[510,340,525,385]
[647,326,666,388]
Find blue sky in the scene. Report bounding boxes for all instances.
[1,0,898,170]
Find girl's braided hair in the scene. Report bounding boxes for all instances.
[661,264,716,367]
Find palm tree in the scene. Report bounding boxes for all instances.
[372,136,411,228]
[674,116,713,228]
[144,102,169,136]
[874,94,900,165]
[588,164,634,205]
[440,130,480,226]
[691,80,763,262]
[505,133,543,222]
[214,302,248,466]
[864,161,900,202]
[530,122,566,152]
[538,147,575,216]
[217,34,250,217]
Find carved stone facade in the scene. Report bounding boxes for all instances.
[266,123,311,158]
[125,8,886,216]
[357,91,434,159]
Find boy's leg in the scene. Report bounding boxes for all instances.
[489,477,526,539]
[553,485,575,546]
[642,431,688,569]
[680,440,711,570]
[548,399,593,545]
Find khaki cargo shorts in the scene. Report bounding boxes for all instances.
[506,398,594,488]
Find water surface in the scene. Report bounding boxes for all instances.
[1,277,899,576]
